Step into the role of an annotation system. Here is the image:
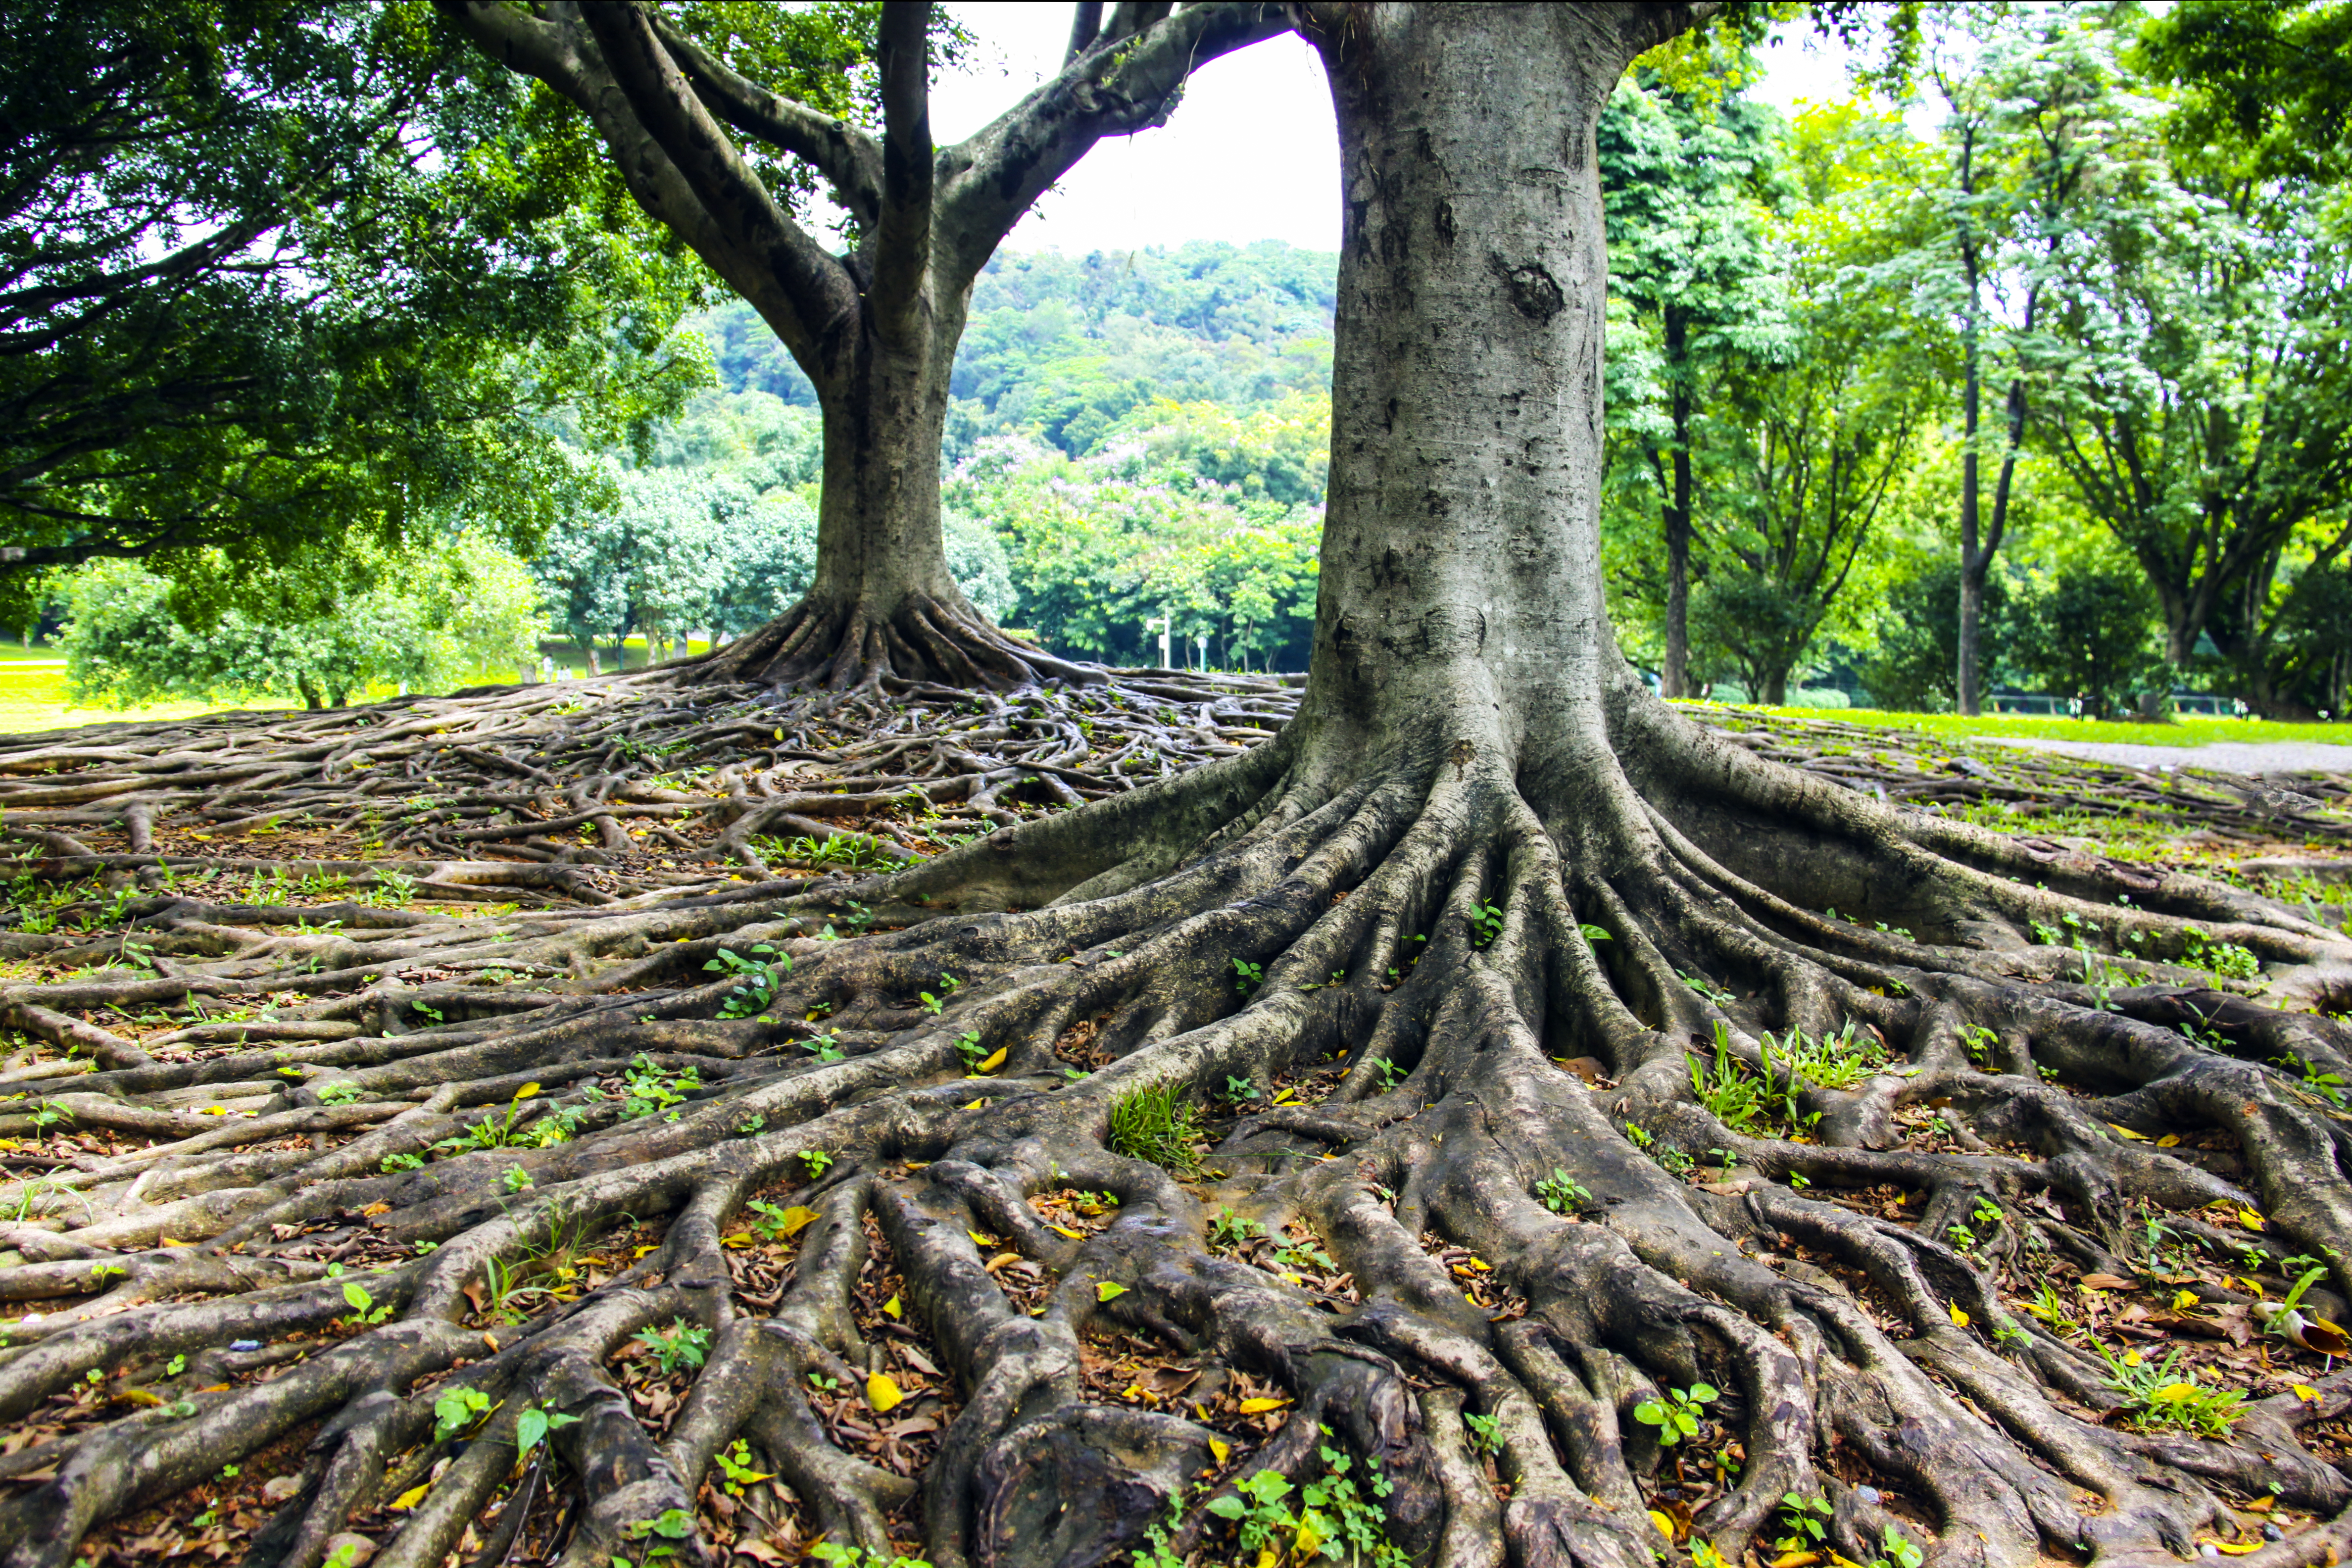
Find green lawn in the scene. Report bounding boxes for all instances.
[1692,702,2352,749]
[0,636,713,737]
[0,658,298,736]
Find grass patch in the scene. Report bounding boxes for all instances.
[0,660,299,736]
[1679,701,2352,750]
[1107,1079,1204,1174]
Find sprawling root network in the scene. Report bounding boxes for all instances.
[693,593,1106,694]
[0,681,2349,1568]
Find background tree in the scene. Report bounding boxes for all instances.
[444,0,1289,690]
[1690,102,1935,704]
[1912,6,2115,716]
[2034,21,2352,708]
[1599,66,1791,697]
[2005,552,2168,718]
[0,0,705,625]
[59,535,544,709]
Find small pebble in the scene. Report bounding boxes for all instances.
[2203,1546,2221,1559]
[2266,1526,2285,1542]
[229,1339,260,1352]
[1855,1486,1883,1506]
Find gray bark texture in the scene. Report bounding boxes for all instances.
[440,0,1287,690]
[2,10,2352,1568]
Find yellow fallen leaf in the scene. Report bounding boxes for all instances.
[2154,1383,2203,1403]
[358,1202,391,1218]
[773,729,784,741]
[117,1387,164,1407]
[968,1230,996,1247]
[159,1236,190,1247]
[483,1332,497,1351]
[2107,1123,2149,1142]
[1470,1259,1492,1272]
[2124,1349,2144,1367]
[2240,1208,2266,1231]
[2174,1290,2201,1311]
[1771,1555,1820,1568]
[1097,1281,1127,1302]
[867,1372,903,1414]
[1049,1224,1084,1239]
[771,1206,819,1238]
[1210,1437,1231,1465]
[2215,1544,2264,1556]
[1294,1519,1326,1560]
[883,1294,902,1319]
[721,1232,754,1249]
[965,1099,986,1110]
[513,1083,539,1101]
[1238,1396,1289,1414]
[392,1482,431,1511]
[1256,1550,1279,1568]
[1649,1511,1677,1542]
[1949,1303,1969,1327]
[2157,1133,2182,1147]
[976,1047,1007,1073]
[2296,1383,2321,1403]
[635,1244,661,1259]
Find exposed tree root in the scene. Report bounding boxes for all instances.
[0,664,1304,941]
[691,593,1103,693]
[0,687,2348,1568]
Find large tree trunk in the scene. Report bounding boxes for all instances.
[697,294,1092,691]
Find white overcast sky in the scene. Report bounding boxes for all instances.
[931,4,1868,257]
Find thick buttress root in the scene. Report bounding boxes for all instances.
[0,700,2351,1568]
[691,591,1103,693]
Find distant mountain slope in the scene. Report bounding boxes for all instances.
[692,240,1338,458]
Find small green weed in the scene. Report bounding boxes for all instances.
[633,1319,712,1375]
[1764,1019,1889,1090]
[1535,1170,1593,1214]
[1108,1080,1204,1174]
[2095,1342,2247,1436]
[1201,1436,1409,1568]
[704,943,788,1018]
[1632,1381,1716,1445]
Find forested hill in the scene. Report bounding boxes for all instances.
[694,239,1338,458]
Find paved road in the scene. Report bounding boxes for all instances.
[1988,737,2352,775]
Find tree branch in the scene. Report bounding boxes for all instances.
[574,3,860,376]
[937,1,1291,284]
[1063,2,1104,64]
[870,1,935,345]
[438,1,853,384]
[647,12,884,230]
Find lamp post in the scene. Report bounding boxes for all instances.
[1144,613,1171,670]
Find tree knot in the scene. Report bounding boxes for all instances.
[1488,253,1565,324]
